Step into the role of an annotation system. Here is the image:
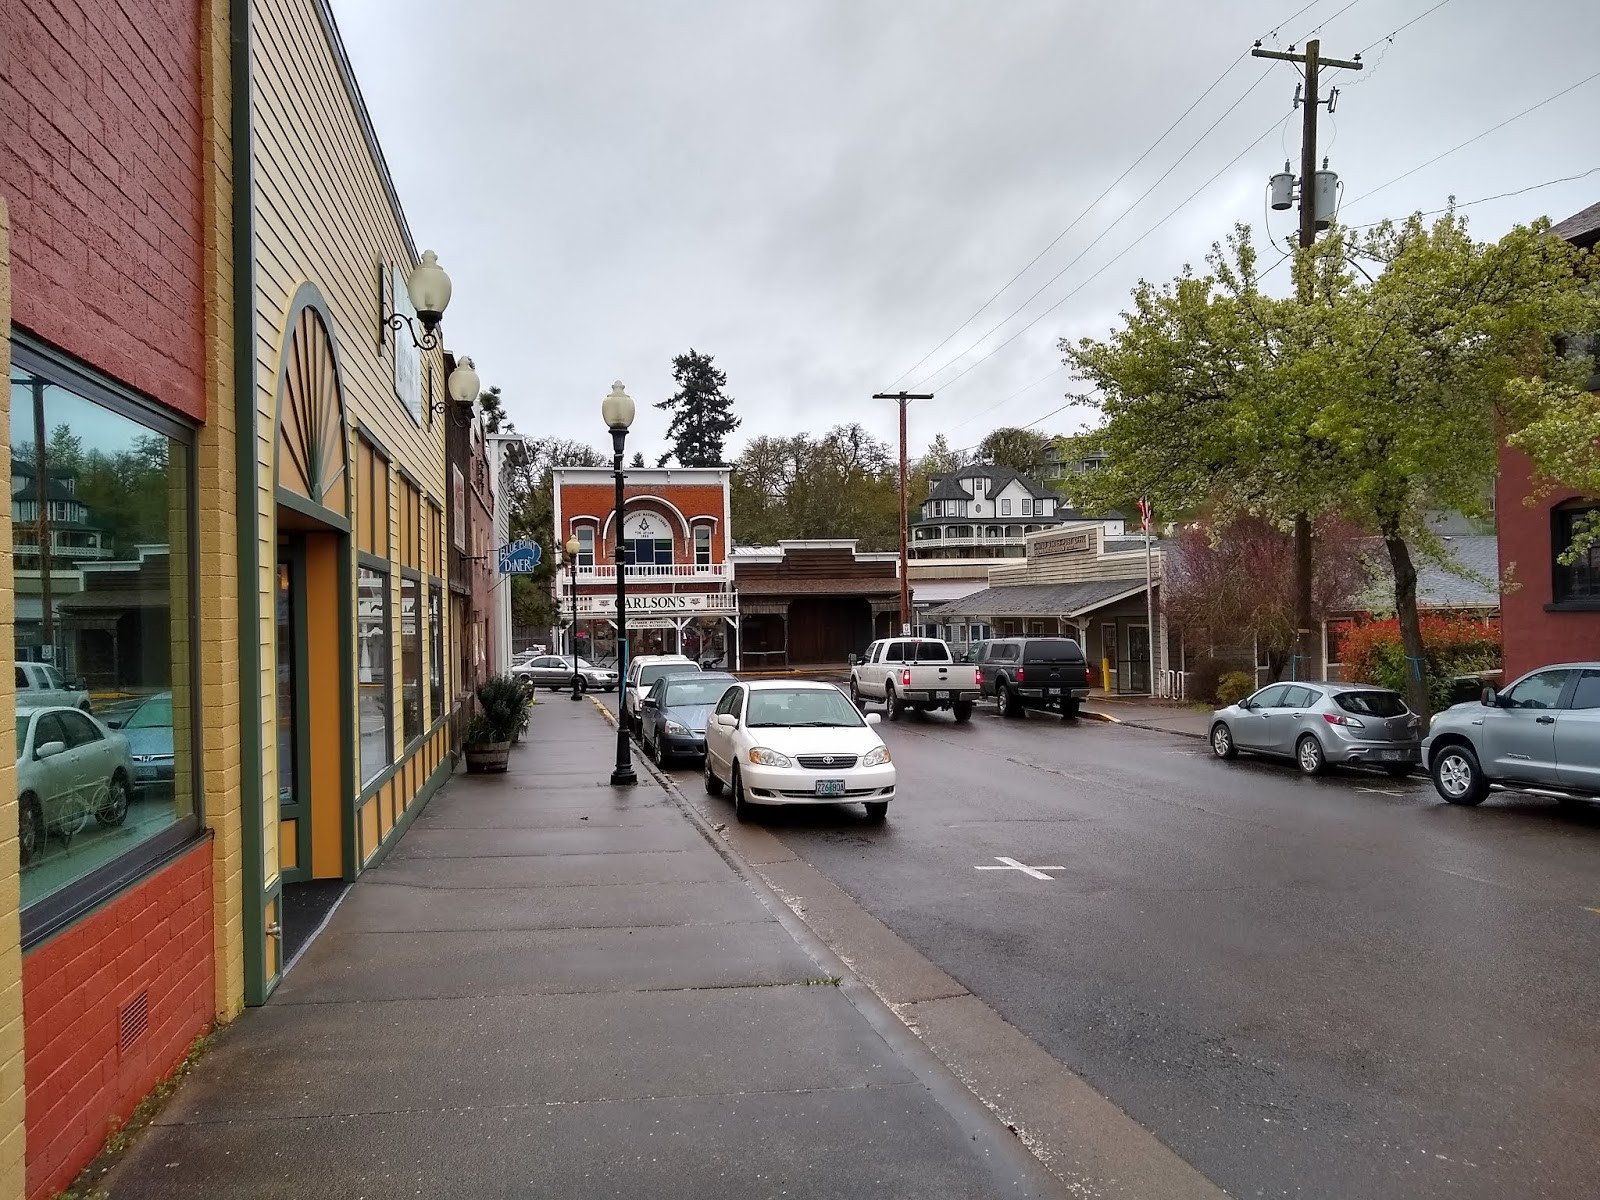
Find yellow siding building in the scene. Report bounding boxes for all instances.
[234,0,457,1003]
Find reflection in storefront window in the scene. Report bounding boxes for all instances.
[428,584,444,723]
[358,567,391,782]
[9,363,196,909]
[400,575,422,745]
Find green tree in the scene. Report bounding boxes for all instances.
[477,385,508,433]
[917,433,968,478]
[1066,216,1600,719]
[729,425,901,550]
[656,349,740,467]
[977,427,1053,476]
[629,451,646,469]
[496,436,608,630]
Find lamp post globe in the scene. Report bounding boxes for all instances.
[447,356,480,406]
[605,383,637,786]
[405,250,452,332]
[565,536,583,702]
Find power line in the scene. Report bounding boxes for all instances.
[1345,67,1600,210]
[928,115,1288,396]
[1299,0,1370,41]
[1357,0,1453,57]
[885,0,1329,392]
[1340,166,1600,232]
[946,366,1067,436]
[916,67,1279,391]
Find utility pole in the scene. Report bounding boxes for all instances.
[1251,37,1361,679]
[873,391,933,635]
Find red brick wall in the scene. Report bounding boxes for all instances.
[22,841,215,1200]
[1496,446,1600,680]
[560,483,729,561]
[0,0,206,421]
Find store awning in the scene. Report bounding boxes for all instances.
[921,579,1148,621]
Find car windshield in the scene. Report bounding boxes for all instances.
[913,642,951,662]
[639,664,697,689]
[1335,691,1408,718]
[663,679,733,706]
[1024,639,1084,662]
[125,695,173,728]
[745,688,864,728]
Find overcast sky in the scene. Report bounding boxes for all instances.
[330,0,1599,462]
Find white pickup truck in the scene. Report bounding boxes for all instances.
[15,662,91,712]
[849,637,980,723]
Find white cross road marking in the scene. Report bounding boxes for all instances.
[975,856,1065,880]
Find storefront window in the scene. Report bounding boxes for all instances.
[9,346,198,913]
[400,574,422,745]
[358,567,391,782]
[428,583,444,722]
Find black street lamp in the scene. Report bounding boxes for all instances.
[602,382,638,787]
[564,535,583,702]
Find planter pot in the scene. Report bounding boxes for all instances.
[464,740,512,774]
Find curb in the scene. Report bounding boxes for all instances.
[1115,718,1207,741]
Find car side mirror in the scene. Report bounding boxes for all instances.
[714,713,737,728]
[865,712,882,726]
[35,740,66,760]
[642,697,658,709]
[105,716,125,729]
[1480,687,1498,707]
[847,653,857,666]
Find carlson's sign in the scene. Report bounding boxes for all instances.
[577,592,736,617]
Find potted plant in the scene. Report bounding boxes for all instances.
[463,674,528,773]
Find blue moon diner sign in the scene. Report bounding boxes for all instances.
[497,539,542,574]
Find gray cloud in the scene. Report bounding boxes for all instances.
[332,0,1600,459]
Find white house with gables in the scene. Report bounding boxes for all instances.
[911,464,1123,561]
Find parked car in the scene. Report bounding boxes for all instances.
[14,663,91,712]
[16,705,135,864]
[849,637,979,721]
[1422,663,1600,805]
[623,655,701,735]
[975,637,1091,718]
[513,655,618,693]
[1210,681,1421,777]
[109,691,175,791]
[704,681,895,822]
[639,672,738,765]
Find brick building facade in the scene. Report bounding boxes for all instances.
[552,467,737,668]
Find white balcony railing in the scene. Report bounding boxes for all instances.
[572,562,729,582]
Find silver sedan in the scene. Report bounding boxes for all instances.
[513,655,618,693]
[1209,681,1421,777]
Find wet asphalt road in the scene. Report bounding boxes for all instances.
[640,697,1600,1200]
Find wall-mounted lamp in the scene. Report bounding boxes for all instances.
[429,355,482,428]
[382,249,453,350]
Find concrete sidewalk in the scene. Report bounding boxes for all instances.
[1087,694,1215,740]
[104,698,1064,1199]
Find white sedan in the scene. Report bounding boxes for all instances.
[703,680,896,822]
[16,705,135,864]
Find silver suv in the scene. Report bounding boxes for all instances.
[1422,663,1600,805]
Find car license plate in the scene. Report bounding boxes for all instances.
[935,690,949,700]
[1380,749,1406,761]
[815,779,846,797]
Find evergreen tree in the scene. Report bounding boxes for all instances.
[656,349,740,467]
[477,385,508,433]
[630,451,646,468]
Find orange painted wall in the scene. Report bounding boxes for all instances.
[22,841,214,1199]
[305,535,344,878]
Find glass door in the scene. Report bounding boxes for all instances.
[276,550,311,883]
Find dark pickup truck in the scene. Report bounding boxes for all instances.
[976,637,1091,718]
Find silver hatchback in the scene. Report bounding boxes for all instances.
[1210,681,1422,777]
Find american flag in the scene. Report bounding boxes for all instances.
[1137,497,1152,532]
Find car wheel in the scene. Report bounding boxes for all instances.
[97,772,130,827]
[1431,743,1489,805]
[849,679,865,712]
[863,801,889,821]
[1210,722,1237,760]
[19,794,43,866]
[732,767,753,822]
[704,758,724,796]
[655,739,672,768]
[952,701,973,723]
[887,685,904,721]
[1382,763,1413,780]
[1296,734,1327,777]
[1000,684,1024,719]
[575,677,588,694]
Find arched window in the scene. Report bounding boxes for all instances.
[693,523,713,568]
[574,524,595,567]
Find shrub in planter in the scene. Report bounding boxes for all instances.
[464,674,529,773]
[1339,615,1501,714]
[1215,671,1256,707]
